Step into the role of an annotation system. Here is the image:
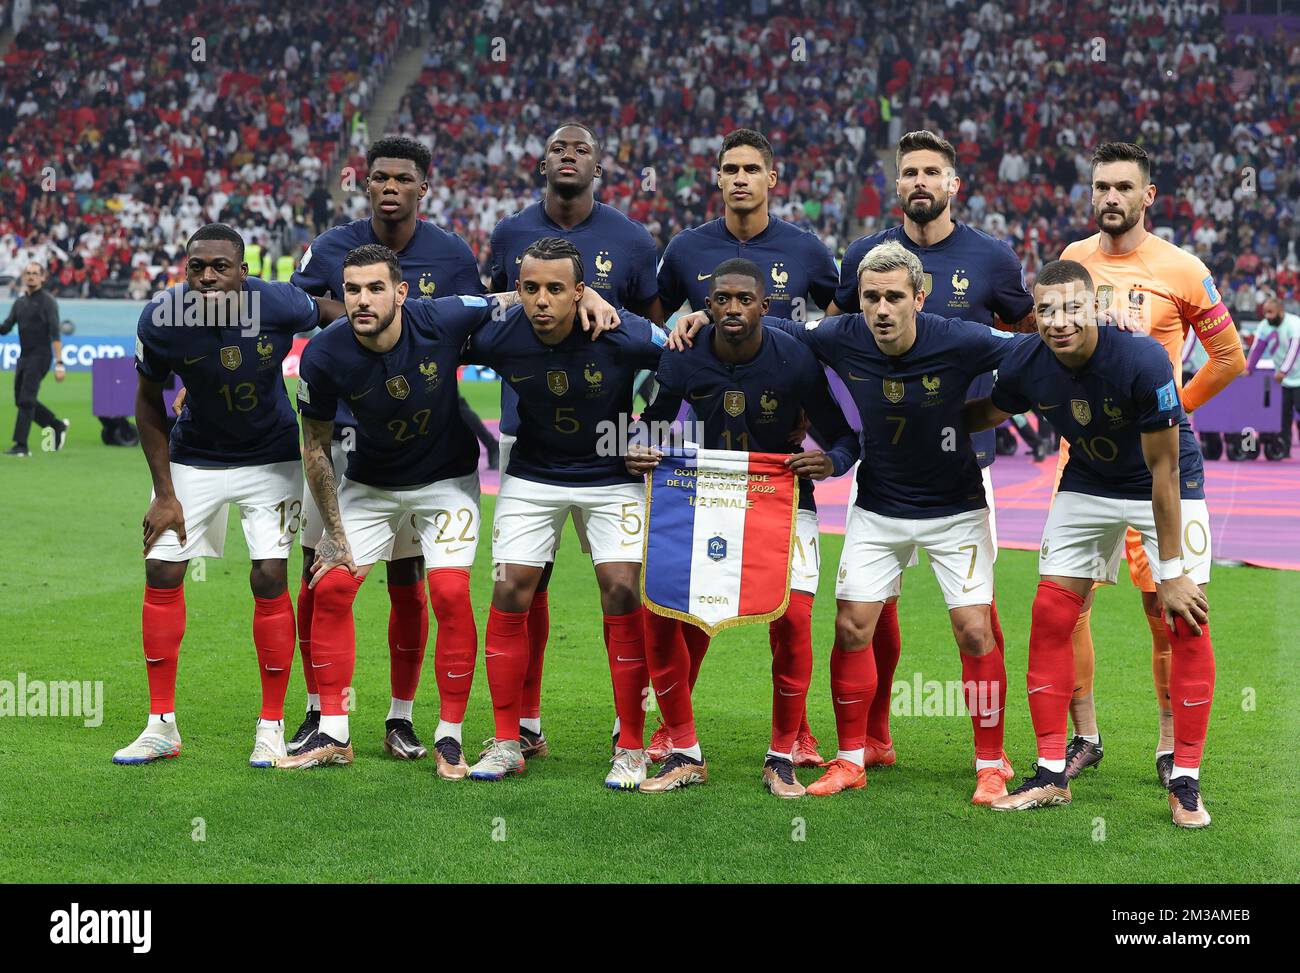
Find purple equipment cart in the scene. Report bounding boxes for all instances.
[1191,366,1287,461]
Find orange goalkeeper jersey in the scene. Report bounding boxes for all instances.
[1059,232,1245,411]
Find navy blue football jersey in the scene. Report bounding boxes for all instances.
[489,201,658,308]
[293,217,485,304]
[641,324,859,511]
[773,312,1025,518]
[292,217,485,431]
[464,307,667,486]
[657,216,838,320]
[136,278,320,467]
[835,222,1033,468]
[489,200,659,437]
[296,296,490,488]
[991,327,1205,500]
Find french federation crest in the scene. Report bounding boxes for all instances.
[386,375,411,400]
[921,272,934,296]
[883,378,904,403]
[707,535,727,562]
[547,370,569,396]
[1095,285,1114,311]
[220,346,242,371]
[723,390,746,417]
[1071,398,1092,425]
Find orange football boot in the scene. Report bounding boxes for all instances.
[805,759,867,797]
[971,767,1009,805]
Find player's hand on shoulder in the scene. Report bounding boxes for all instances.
[625,442,663,476]
[1100,303,1146,334]
[311,531,358,588]
[577,287,621,337]
[1158,573,1208,635]
[785,450,833,480]
[143,495,186,555]
[172,386,187,416]
[667,309,709,351]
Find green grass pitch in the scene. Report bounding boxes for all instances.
[0,373,1295,883]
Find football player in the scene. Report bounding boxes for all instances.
[116,224,334,768]
[966,259,1215,828]
[629,258,858,797]
[1056,143,1243,785]
[486,121,664,758]
[463,237,666,788]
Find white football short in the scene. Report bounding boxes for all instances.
[835,504,996,608]
[300,440,422,559]
[145,461,302,561]
[337,471,481,568]
[1040,492,1212,585]
[493,474,642,567]
[496,433,590,555]
[791,508,821,595]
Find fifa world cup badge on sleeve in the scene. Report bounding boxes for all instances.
[641,446,798,635]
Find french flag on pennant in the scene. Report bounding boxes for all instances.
[642,446,799,635]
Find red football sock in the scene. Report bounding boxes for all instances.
[1168,618,1215,768]
[311,568,364,718]
[962,646,1007,762]
[521,591,549,720]
[484,606,529,740]
[387,580,428,703]
[428,569,477,723]
[253,591,296,721]
[296,577,318,697]
[866,600,901,744]
[684,622,710,691]
[770,591,814,753]
[605,608,650,749]
[990,598,1006,657]
[142,584,185,713]
[1027,580,1085,760]
[829,640,877,753]
[644,611,697,747]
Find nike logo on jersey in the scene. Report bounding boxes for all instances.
[1027,684,1052,694]
[1182,699,1210,707]
[264,666,285,672]
[1037,402,1060,410]
[183,355,207,364]
[350,387,373,400]
[778,689,800,697]
[145,657,165,663]
[444,545,471,554]
[655,682,678,696]
[835,697,862,705]
[510,374,534,382]
[447,671,472,679]
[688,391,715,401]
[311,661,332,669]
[847,371,871,382]
[962,583,982,593]
[696,273,712,281]
[616,656,645,663]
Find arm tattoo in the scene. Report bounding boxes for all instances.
[302,417,346,543]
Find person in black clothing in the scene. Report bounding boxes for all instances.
[2,263,68,456]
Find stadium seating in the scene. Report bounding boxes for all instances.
[1,0,1296,310]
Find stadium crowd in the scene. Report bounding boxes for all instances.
[0,0,1297,315]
